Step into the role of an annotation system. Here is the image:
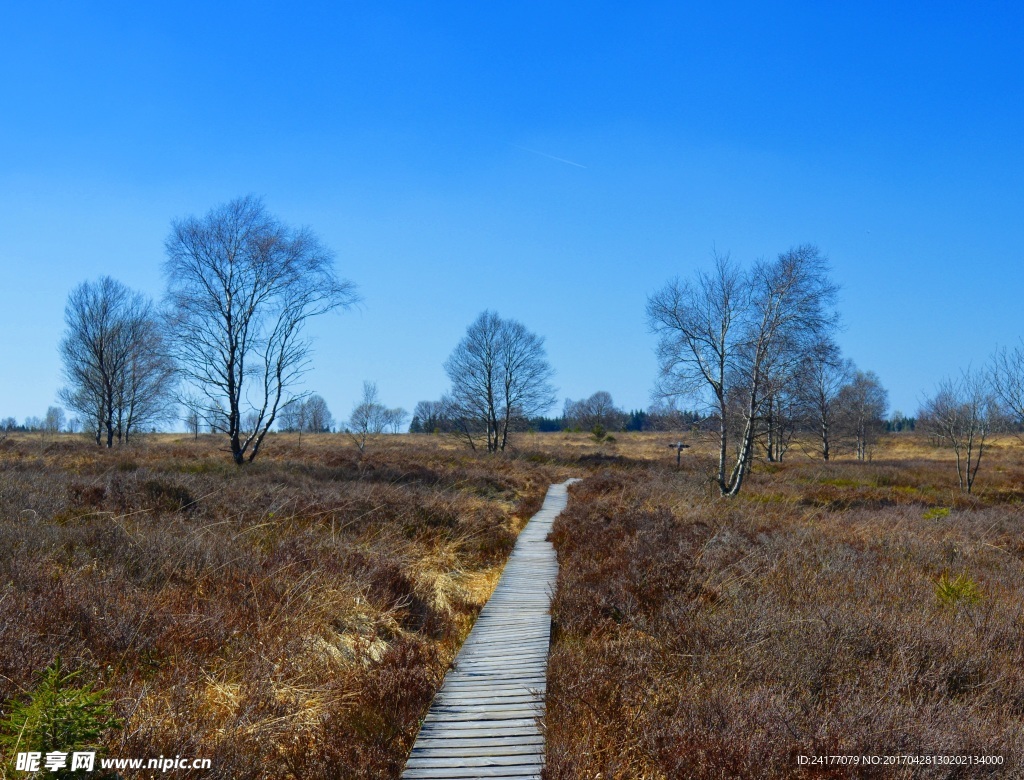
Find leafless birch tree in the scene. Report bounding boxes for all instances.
[990,341,1024,430]
[43,407,66,435]
[347,381,390,451]
[920,369,996,493]
[164,196,357,464]
[647,246,838,496]
[410,400,445,433]
[796,339,853,461]
[278,393,333,434]
[444,311,555,452]
[59,277,176,446]
[836,370,888,460]
[563,391,626,433]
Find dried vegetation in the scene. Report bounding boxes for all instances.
[6,430,1024,778]
[545,433,1024,779]
[0,433,565,778]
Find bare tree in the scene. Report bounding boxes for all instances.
[59,277,176,447]
[347,381,390,451]
[184,409,200,439]
[43,406,66,436]
[564,391,626,433]
[920,369,997,493]
[277,393,335,435]
[410,400,445,433]
[647,246,838,496]
[990,341,1024,431]
[646,399,699,432]
[277,398,308,434]
[303,394,334,433]
[384,407,409,434]
[648,254,742,490]
[164,196,358,464]
[241,410,262,437]
[443,311,556,452]
[180,393,207,439]
[795,339,854,461]
[438,393,486,447]
[207,409,226,434]
[114,315,177,442]
[759,381,803,462]
[837,370,888,460]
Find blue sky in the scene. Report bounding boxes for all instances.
[2,2,1022,425]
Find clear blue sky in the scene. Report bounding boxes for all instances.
[2,2,1022,425]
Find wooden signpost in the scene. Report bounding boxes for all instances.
[669,441,690,467]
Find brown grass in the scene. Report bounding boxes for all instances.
[6,430,1024,778]
[0,433,567,779]
[544,433,1024,779]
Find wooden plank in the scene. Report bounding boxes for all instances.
[447,675,544,682]
[415,716,542,728]
[424,708,541,721]
[411,726,541,739]
[404,768,542,779]
[411,735,544,747]
[440,678,545,688]
[455,642,552,653]
[410,742,543,755]
[410,741,544,752]
[401,480,578,779]
[433,690,545,700]
[406,755,544,768]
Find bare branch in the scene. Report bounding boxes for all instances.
[163,196,358,464]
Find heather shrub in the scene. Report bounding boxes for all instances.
[546,440,1024,779]
[0,433,564,779]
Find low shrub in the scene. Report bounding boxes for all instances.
[546,449,1024,778]
[0,658,121,777]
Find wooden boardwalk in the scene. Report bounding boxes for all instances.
[402,479,578,779]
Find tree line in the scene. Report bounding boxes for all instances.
[39,196,1024,497]
[40,214,894,487]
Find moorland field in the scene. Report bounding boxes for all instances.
[2,431,1023,779]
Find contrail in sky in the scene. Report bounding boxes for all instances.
[511,144,587,169]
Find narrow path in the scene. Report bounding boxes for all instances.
[401,479,578,780]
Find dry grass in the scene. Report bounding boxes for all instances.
[0,432,568,779]
[544,433,1024,779]
[6,430,1023,778]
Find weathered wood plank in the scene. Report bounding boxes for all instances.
[411,725,543,739]
[434,687,540,700]
[417,718,538,732]
[410,734,544,747]
[406,754,544,768]
[405,763,543,775]
[411,739,542,750]
[401,480,577,779]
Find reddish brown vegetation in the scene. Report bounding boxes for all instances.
[0,434,563,778]
[7,431,1024,778]
[545,437,1024,779]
